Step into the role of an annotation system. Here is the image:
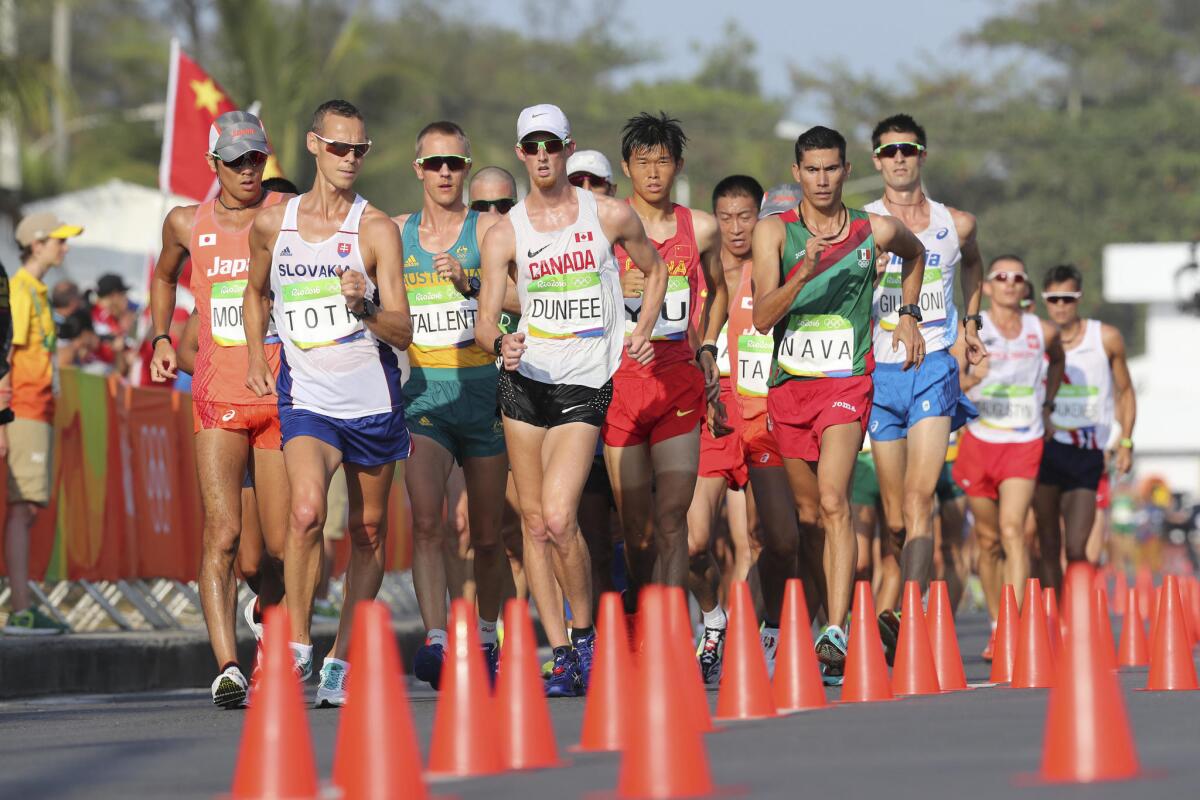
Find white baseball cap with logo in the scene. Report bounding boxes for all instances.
[516,104,571,143]
[566,150,613,182]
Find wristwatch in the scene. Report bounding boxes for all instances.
[350,297,379,321]
[696,344,719,363]
[461,276,481,300]
[493,335,505,357]
[898,304,923,323]
[963,314,983,331]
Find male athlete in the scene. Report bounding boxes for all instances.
[753,126,926,685]
[475,103,667,697]
[394,121,507,688]
[863,114,986,657]
[954,255,1063,639]
[245,99,412,707]
[567,149,617,197]
[604,112,726,601]
[468,166,518,215]
[149,110,290,708]
[1035,263,1135,589]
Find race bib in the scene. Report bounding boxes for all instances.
[978,384,1038,430]
[777,314,855,378]
[1052,384,1101,431]
[716,322,730,377]
[625,275,689,340]
[876,267,947,330]
[210,280,248,346]
[279,278,363,350]
[409,282,476,350]
[736,332,772,397]
[526,272,604,339]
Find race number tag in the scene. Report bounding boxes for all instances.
[736,332,772,397]
[776,314,855,378]
[279,278,363,350]
[526,272,604,339]
[978,384,1038,431]
[625,275,690,340]
[210,280,248,346]
[876,267,947,330]
[1052,384,1101,431]
[409,282,477,350]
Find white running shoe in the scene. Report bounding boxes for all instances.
[315,658,350,708]
[291,643,314,682]
[760,626,780,679]
[243,598,263,642]
[211,665,248,709]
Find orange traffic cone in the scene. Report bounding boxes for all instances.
[1117,586,1149,668]
[892,581,940,695]
[666,586,715,733]
[1113,571,1128,616]
[229,606,319,800]
[1043,587,1063,664]
[332,602,426,800]
[1039,563,1140,783]
[773,578,828,711]
[1011,578,1054,689]
[1093,589,1118,673]
[1148,586,1162,651]
[617,586,714,798]
[427,598,502,777]
[1135,567,1154,621]
[1144,575,1199,691]
[716,580,776,720]
[497,598,561,770]
[1180,576,1198,647]
[989,584,1020,684]
[841,580,894,703]
[578,592,634,751]
[927,580,967,692]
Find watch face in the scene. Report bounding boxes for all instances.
[469,277,481,291]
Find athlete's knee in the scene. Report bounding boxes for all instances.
[999,522,1025,550]
[687,529,711,559]
[348,518,385,551]
[795,498,820,527]
[289,493,327,538]
[202,520,241,558]
[817,487,850,523]
[542,506,580,546]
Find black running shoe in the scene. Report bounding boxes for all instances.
[878,609,901,667]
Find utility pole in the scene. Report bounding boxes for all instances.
[0,0,21,196]
[51,0,71,179]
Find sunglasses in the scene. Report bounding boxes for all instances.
[519,137,570,155]
[988,270,1027,284]
[470,198,516,214]
[416,154,472,172]
[568,172,610,189]
[873,141,926,158]
[215,151,268,170]
[312,132,372,158]
[1044,292,1082,304]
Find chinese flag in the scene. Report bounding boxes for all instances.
[158,39,238,201]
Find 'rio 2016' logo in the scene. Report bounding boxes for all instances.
[140,424,173,535]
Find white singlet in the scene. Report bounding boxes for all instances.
[270,194,403,418]
[509,187,624,388]
[1051,319,1113,450]
[966,309,1046,443]
[865,197,961,362]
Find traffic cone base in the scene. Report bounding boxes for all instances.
[1141,575,1199,692]
[577,592,635,752]
[1010,578,1054,689]
[773,578,830,712]
[927,580,969,693]
[715,581,777,720]
[893,581,940,696]
[497,598,563,770]
[990,584,1020,684]
[841,580,896,703]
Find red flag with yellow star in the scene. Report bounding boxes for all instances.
[158,39,239,200]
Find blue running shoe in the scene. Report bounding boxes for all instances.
[482,641,500,686]
[572,633,595,694]
[815,624,848,686]
[413,641,446,690]
[544,646,581,697]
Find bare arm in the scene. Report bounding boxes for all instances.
[243,208,279,396]
[1104,323,1136,474]
[694,211,726,401]
[750,216,795,334]
[602,197,667,364]
[1042,319,1065,441]
[475,219,526,370]
[148,205,195,382]
[951,207,986,365]
[871,213,926,370]
[176,313,200,376]
[358,213,412,350]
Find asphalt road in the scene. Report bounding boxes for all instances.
[2,613,1198,799]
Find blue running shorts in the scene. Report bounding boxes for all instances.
[868,349,977,442]
[280,406,412,467]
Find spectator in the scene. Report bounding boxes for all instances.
[56,309,105,374]
[50,279,82,325]
[3,211,82,635]
[90,273,134,377]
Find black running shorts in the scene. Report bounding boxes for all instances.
[498,370,613,429]
[1037,439,1104,492]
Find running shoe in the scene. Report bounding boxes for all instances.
[544,646,581,697]
[242,598,263,642]
[3,607,68,636]
[878,609,901,667]
[541,658,554,680]
[815,624,848,686]
[211,665,248,709]
[312,599,340,621]
[760,626,780,679]
[481,641,500,686]
[413,641,446,690]
[290,644,313,682]
[315,659,349,708]
[982,630,995,662]
[573,633,596,693]
[697,625,727,685]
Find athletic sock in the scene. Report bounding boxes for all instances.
[702,605,728,629]
[426,628,448,648]
[323,656,349,670]
[289,642,313,664]
[220,661,241,675]
[900,537,935,590]
[571,625,594,644]
[478,616,498,645]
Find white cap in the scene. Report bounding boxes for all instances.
[566,150,613,181]
[517,104,570,143]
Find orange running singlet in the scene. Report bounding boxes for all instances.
[190,192,283,406]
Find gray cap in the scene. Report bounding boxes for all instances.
[208,110,271,161]
[759,182,803,218]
